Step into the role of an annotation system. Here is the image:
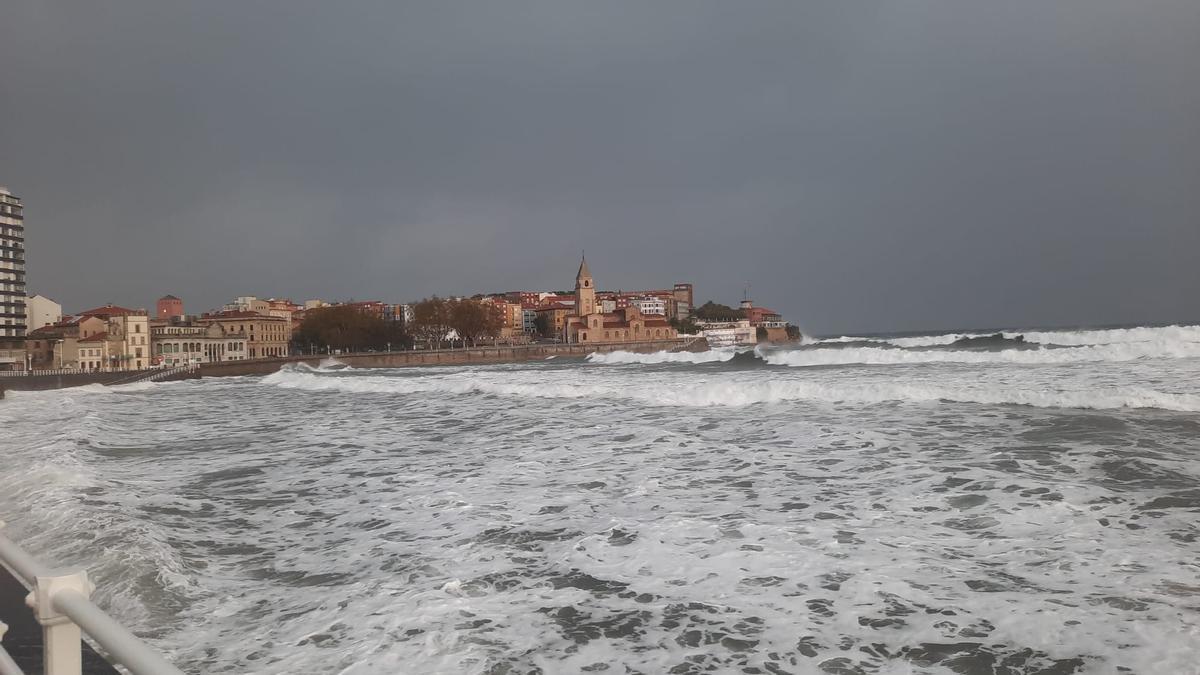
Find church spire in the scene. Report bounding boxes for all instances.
[576,251,591,282]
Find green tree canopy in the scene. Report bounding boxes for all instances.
[692,301,745,321]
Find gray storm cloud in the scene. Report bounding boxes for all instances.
[1,0,1197,334]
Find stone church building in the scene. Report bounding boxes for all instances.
[565,256,677,343]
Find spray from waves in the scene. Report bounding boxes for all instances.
[1,383,114,399]
[763,339,1200,367]
[317,358,352,370]
[586,347,745,365]
[261,368,1200,412]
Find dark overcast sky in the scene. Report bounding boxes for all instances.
[2,1,1198,335]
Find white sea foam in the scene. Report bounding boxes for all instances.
[262,368,1200,412]
[2,330,1198,674]
[585,347,743,365]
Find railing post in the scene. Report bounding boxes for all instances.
[0,621,25,675]
[25,570,92,675]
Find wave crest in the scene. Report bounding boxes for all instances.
[820,324,1200,349]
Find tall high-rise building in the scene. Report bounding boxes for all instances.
[0,186,27,370]
[673,282,694,320]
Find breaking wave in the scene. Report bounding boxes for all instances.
[763,339,1200,367]
[262,369,1200,411]
[820,324,1200,349]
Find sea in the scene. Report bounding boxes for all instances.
[1,324,1198,674]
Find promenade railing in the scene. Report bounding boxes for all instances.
[104,364,199,386]
[0,369,84,377]
[0,523,184,675]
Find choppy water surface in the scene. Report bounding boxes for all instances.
[2,325,1199,674]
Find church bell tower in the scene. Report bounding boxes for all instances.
[575,254,596,316]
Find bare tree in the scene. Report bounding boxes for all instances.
[411,297,453,348]
[449,299,502,345]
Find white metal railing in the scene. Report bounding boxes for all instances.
[0,522,184,675]
[143,364,199,382]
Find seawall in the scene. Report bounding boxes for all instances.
[199,338,706,378]
[0,371,152,393]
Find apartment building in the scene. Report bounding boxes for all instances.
[0,187,26,369]
[74,305,152,370]
[673,283,694,320]
[25,316,104,370]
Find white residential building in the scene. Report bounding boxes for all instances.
[632,296,667,316]
[699,320,758,348]
[25,294,62,330]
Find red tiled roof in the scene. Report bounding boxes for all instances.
[78,304,142,317]
[200,310,283,320]
[79,331,109,342]
[27,325,66,337]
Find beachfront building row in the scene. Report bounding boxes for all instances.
[24,303,292,370]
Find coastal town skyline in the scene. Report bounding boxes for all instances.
[6,190,788,372]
